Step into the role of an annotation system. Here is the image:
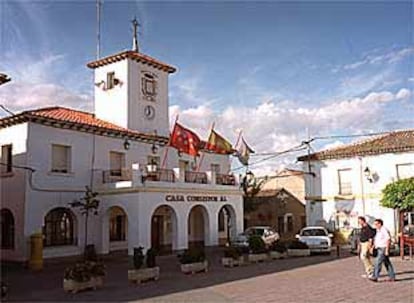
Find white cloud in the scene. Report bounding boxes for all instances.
[341,47,414,71]
[169,88,409,175]
[396,88,411,100]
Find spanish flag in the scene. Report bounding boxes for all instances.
[205,129,234,154]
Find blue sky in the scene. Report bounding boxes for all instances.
[0,0,413,174]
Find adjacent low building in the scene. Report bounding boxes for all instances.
[298,130,414,238]
[244,188,306,239]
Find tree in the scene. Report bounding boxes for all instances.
[380,177,414,211]
[69,186,100,250]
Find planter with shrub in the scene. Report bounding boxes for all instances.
[247,235,268,263]
[287,240,311,257]
[269,241,288,260]
[128,247,160,284]
[221,246,245,267]
[63,261,106,293]
[179,248,208,274]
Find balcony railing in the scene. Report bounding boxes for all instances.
[145,169,175,183]
[216,173,236,186]
[103,169,132,183]
[185,171,208,184]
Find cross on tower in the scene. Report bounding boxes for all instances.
[131,17,140,52]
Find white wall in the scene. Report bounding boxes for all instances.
[94,60,129,129]
[304,152,414,236]
[0,123,28,261]
[2,121,240,260]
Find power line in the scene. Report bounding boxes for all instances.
[232,143,306,172]
[0,104,15,116]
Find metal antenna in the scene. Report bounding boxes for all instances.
[96,0,102,59]
[132,17,140,52]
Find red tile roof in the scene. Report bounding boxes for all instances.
[87,50,176,73]
[298,130,414,161]
[0,107,168,144]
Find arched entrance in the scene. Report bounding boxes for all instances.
[108,206,128,251]
[43,207,76,247]
[151,205,177,254]
[218,205,237,246]
[188,205,209,248]
[1,209,15,249]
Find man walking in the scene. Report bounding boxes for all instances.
[369,219,396,282]
[357,216,376,278]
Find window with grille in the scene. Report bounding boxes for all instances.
[109,151,125,176]
[1,144,12,173]
[338,169,353,195]
[43,208,75,246]
[51,144,71,173]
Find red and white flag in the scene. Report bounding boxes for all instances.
[169,122,201,157]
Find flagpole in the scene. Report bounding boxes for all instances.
[161,114,179,169]
[234,129,243,150]
[196,121,214,172]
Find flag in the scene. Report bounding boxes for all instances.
[169,122,201,157]
[236,137,254,166]
[205,129,234,154]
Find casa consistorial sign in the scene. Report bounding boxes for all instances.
[165,195,228,202]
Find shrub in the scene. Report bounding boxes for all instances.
[178,248,206,264]
[224,246,243,259]
[133,247,145,270]
[271,241,287,253]
[287,240,309,250]
[146,248,157,268]
[64,261,106,282]
[248,235,267,254]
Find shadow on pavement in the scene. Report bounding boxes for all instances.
[2,247,354,302]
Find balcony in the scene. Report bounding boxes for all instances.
[95,165,240,192]
[216,173,236,186]
[185,171,208,184]
[102,169,132,183]
[145,169,175,183]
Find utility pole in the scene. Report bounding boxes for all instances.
[96,0,102,60]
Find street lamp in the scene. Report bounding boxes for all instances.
[0,73,11,86]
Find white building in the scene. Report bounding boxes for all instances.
[298,130,414,237]
[0,46,243,262]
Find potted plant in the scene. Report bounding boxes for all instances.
[221,246,244,267]
[269,241,288,260]
[63,261,106,293]
[247,235,268,263]
[286,240,311,257]
[128,247,160,284]
[178,248,208,274]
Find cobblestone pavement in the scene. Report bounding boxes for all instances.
[2,249,413,303]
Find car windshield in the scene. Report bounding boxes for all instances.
[301,229,327,236]
[246,228,265,236]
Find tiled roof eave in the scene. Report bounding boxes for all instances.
[299,145,414,161]
[0,114,168,145]
[87,51,176,73]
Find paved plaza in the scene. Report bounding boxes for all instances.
[2,249,413,302]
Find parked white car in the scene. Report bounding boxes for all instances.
[296,226,333,254]
[233,226,280,249]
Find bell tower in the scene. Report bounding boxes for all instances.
[86,19,176,137]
